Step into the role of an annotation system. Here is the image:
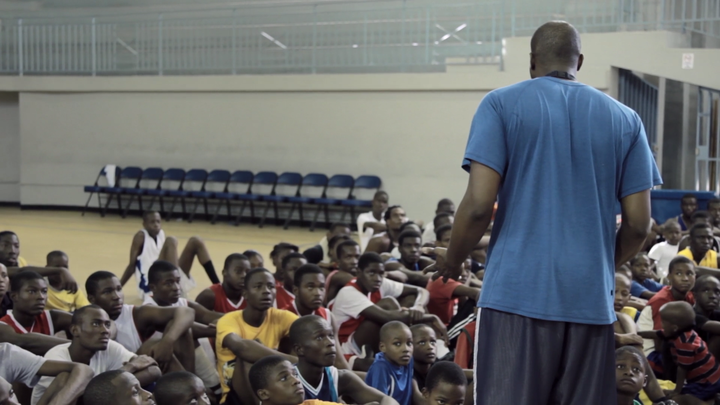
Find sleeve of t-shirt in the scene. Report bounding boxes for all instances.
[619,116,663,198]
[365,362,393,396]
[630,281,648,298]
[74,291,91,309]
[380,278,405,299]
[216,312,241,351]
[106,340,136,370]
[333,288,374,320]
[1,343,47,387]
[279,310,300,339]
[462,91,507,175]
[648,280,664,293]
[648,243,663,261]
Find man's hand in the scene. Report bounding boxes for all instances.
[58,268,78,293]
[149,338,175,365]
[615,333,643,346]
[423,248,463,282]
[404,308,424,325]
[130,355,158,371]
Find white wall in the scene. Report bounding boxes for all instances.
[0,92,20,202]
[4,30,720,221]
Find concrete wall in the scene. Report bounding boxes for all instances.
[0,92,20,202]
[2,30,719,220]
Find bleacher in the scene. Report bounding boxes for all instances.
[82,166,381,231]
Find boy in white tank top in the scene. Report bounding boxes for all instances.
[120,211,221,300]
[85,270,196,373]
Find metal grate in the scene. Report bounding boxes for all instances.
[0,0,718,76]
[618,69,659,157]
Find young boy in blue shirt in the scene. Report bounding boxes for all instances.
[630,253,664,299]
[366,321,417,405]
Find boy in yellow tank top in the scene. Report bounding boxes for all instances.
[678,224,720,272]
[45,251,90,312]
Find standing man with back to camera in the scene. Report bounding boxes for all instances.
[427,21,663,404]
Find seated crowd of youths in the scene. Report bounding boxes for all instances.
[0,192,480,405]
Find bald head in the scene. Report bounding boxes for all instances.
[660,301,696,330]
[530,21,583,76]
[380,321,411,343]
[615,273,631,290]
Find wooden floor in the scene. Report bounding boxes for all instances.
[1,207,325,304]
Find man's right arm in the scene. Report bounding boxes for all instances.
[36,361,94,405]
[222,334,296,363]
[0,324,68,356]
[120,232,144,287]
[615,189,652,269]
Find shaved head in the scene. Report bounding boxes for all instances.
[615,273,631,290]
[380,321,411,343]
[531,21,581,63]
[660,301,695,330]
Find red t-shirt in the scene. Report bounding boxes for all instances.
[286,304,329,321]
[648,286,695,329]
[0,310,54,335]
[275,280,295,311]
[210,283,246,313]
[455,321,476,370]
[426,278,463,325]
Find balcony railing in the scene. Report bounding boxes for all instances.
[0,0,717,75]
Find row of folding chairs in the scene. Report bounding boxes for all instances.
[82,166,381,230]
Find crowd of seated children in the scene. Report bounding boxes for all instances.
[120,211,220,300]
[0,192,500,405]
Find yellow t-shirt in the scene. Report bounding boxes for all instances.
[621,306,638,321]
[45,286,91,312]
[18,257,28,267]
[216,308,298,402]
[302,401,342,405]
[678,248,718,268]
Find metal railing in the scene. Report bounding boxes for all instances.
[0,0,718,76]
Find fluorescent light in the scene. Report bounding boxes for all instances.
[261,31,287,49]
[352,44,358,48]
[476,41,483,44]
[440,33,452,41]
[412,42,418,46]
[455,23,467,32]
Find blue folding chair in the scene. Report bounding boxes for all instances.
[310,174,354,231]
[103,167,143,217]
[82,166,122,217]
[165,169,208,220]
[234,171,278,226]
[258,172,303,228]
[188,169,231,223]
[340,175,382,223]
[121,167,164,218]
[212,170,254,224]
[146,168,186,215]
[283,173,328,229]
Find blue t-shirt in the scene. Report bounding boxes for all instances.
[365,353,413,405]
[463,77,662,325]
[630,279,664,298]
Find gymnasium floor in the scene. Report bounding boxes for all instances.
[1,207,323,304]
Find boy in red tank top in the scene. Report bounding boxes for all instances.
[196,253,251,313]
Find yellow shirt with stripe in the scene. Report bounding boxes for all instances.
[45,286,91,312]
[216,308,298,402]
[621,306,638,321]
[678,248,718,268]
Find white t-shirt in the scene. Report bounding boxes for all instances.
[357,212,385,252]
[422,222,436,244]
[331,278,404,327]
[31,341,135,405]
[0,343,46,388]
[648,241,679,279]
[637,306,655,356]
